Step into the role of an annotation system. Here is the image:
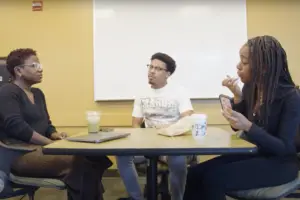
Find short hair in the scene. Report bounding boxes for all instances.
[151,52,176,74]
[6,48,37,77]
[244,35,296,125]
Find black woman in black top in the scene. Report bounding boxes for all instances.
[183,35,300,200]
[0,48,112,200]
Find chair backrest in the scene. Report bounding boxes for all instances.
[0,140,36,176]
[141,121,146,128]
[0,146,22,194]
[0,146,22,175]
[0,171,6,193]
[0,141,36,196]
[0,57,10,87]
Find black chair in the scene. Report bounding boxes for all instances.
[134,155,198,200]
[134,156,171,200]
[0,57,11,87]
[0,140,66,200]
[227,131,300,200]
[134,121,198,200]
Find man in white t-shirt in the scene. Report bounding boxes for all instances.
[117,52,194,200]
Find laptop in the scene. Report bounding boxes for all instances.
[66,132,130,143]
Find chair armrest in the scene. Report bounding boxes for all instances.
[0,140,37,184]
[0,170,8,193]
[0,140,36,152]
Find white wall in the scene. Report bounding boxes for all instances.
[93,0,247,101]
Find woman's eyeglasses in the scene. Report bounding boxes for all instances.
[16,62,43,70]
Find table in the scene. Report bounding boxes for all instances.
[43,127,257,200]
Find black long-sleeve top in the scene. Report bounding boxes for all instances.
[231,82,300,157]
[0,83,57,142]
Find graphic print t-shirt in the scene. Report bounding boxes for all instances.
[132,84,193,128]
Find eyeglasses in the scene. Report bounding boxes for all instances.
[16,62,43,70]
[147,64,167,72]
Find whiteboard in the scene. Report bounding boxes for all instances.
[93,0,247,101]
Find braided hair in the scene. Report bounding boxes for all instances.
[244,35,296,125]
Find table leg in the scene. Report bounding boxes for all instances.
[146,156,158,200]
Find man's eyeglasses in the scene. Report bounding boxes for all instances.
[16,62,43,70]
[147,64,167,72]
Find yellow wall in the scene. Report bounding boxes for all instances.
[0,0,300,131]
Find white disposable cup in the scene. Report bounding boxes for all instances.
[191,114,207,138]
[86,111,101,133]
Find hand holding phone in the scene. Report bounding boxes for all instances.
[219,94,232,110]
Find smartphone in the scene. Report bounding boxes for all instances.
[219,94,232,110]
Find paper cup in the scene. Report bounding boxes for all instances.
[191,114,207,138]
[86,111,101,133]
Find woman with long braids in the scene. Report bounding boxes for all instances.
[183,35,300,200]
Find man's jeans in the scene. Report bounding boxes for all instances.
[116,156,187,200]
